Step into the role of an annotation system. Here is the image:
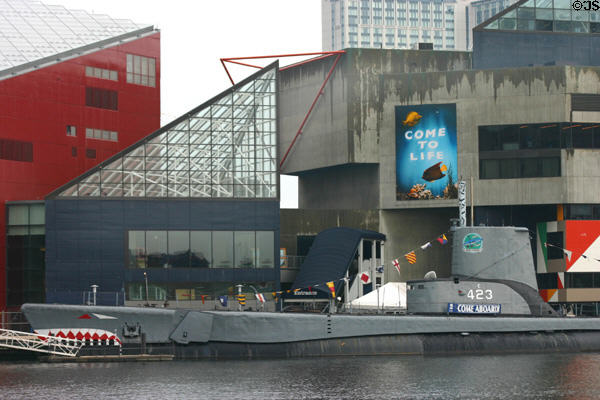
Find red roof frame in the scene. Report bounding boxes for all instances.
[220,51,346,168]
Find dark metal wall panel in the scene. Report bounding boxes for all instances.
[45,199,280,305]
[572,94,600,111]
[473,31,600,69]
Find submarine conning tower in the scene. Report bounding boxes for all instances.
[407,225,557,316]
[450,226,538,291]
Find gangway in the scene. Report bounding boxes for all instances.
[0,329,83,357]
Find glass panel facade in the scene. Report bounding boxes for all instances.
[127,230,275,269]
[483,0,597,33]
[168,231,190,267]
[0,0,151,72]
[56,66,278,199]
[190,231,211,268]
[256,231,275,268]
[213,231,233,268]
[234,231,255,268]
[146,231,167,268]
[126,281,275,302]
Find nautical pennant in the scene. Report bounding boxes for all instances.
[437,234,448,245]
[360,272,371,284]
[420,242,432,250]
[557,272,565,290]
[392,258,401,274]
[219,295,228,307]
[326,281,336,298]
[404,251,417,264]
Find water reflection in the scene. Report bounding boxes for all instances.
[1,353,600,399]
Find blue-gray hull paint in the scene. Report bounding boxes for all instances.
[164,331,600,359]
[76,332,600,360]
[20,304,600,359]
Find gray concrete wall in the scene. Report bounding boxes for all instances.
[297,164,379,209]
[378,65,600,209]
[279,49,471,175]
[281,49,600,211]
[563,149,600,204]
[279,50,600,286]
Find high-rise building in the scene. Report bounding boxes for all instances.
[0,0,161,309]
[322,0,470,51]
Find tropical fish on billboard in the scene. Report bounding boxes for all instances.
[402,111,422,127]
[422,162,448,182]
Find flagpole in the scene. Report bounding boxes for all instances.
[470,176,474,226]
[344,269,349,310]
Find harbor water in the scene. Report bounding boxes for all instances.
[1,352,600,399]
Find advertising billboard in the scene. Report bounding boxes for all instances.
[395,104,458,200]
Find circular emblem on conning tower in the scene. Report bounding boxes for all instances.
[463,233,483,253]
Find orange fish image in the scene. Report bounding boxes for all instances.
[407,187,419,198]
[402,111,422,127]
[422,162,447,182]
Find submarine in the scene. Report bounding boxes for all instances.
[21,225,600,359]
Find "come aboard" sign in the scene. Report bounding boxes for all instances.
[447,303,501,314]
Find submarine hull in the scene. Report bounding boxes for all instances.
[20,303,600,360]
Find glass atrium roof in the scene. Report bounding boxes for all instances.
[479,0,600,33]
[51,63,278,200]
[0,0,152,73]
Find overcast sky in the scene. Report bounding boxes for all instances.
[56,0,323,208]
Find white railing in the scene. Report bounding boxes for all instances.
[0,329,83,357]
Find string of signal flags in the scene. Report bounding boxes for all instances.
[545,242,600,263]
[216,231,450,306]
[391,233,449,274]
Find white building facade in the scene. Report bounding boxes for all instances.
[322,0,469,51]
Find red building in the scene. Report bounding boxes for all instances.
[0,1,161,310]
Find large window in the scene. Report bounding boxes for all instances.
[191,231,211,267]
[0,138,33,162]
[85,66,118,81]
[86,128,118,142]
[127,230,275,269]
[478,122,600,179]
[85,87,118,110]
[6,203,45,306]
[213,231,233,268]
[126,54,156,87]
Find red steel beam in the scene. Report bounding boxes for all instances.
[219,50,346,168]
[279,53,343,168]
[221,50,345,63]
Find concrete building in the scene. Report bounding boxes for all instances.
[322,0,470,51]
[278,47,600,308]
[0,0,161,309]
